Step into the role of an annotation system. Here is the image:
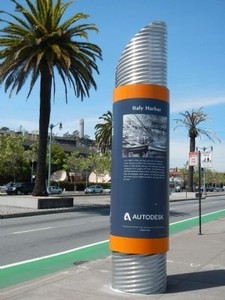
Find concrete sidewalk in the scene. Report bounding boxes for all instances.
[0,191,209,218]
[1,217,225,299]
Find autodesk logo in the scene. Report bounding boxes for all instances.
[124,212,132,221]
[124,212,164,221]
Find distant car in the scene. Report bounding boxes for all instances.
[213,187,224,192]
[6,182,34,195]
[103,188,111,194]
[48,186,63,194]
[195,186,203,192]
[0,183,11,193]
[175,186,181,192]
[84,185,104,194]
[205,186,214,192]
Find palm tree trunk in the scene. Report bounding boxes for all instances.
[187,136,196,192]
[187,165,194,192]
[33,65,52,196]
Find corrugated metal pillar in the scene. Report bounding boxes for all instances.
[110,21,169,295]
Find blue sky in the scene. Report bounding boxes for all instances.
[0,0,225,171]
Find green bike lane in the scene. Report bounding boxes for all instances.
[1,208,225,290]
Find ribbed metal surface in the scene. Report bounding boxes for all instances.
[115,21,167,87]
[112,252,167,294]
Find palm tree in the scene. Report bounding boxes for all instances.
[95,111,112,153]
[174,107,220,191]
[0,0,102,195]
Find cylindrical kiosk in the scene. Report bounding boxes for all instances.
[110,21,169,294]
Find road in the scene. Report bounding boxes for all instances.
[170,195,225,223]
[0,207,110,266]
[1,195,225,266]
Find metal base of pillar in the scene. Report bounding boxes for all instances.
[111,252,167,295]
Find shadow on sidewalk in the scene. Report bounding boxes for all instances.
[167,269,225,293]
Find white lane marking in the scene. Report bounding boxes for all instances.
[0,240,109,269]
[13,227,53,234]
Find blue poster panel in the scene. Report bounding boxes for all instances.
[111,98,169,238]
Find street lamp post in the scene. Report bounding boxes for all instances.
[31,159,34,182]
[47,122,62,193]
[197,149,202,235]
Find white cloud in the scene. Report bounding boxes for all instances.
[170,95,225,113]
[210,142,225,172]
[169,136,189,168]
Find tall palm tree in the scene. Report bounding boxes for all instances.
[174,107,220,191]
[0,0,102,195]
[95,111,112,153]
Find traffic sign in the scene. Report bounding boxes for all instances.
[201,152,212,168]
[189,152,198,166]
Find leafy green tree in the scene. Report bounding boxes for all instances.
[100,150,111,175]
[86,152,111,182]
[79,135,95,148]
[174,107,220,191]
[50,144,66,174]
[64,151,85,189]
[0,0,102,195]
[64,151,84,172]
[95,111,112,153]
[179,163,189,190]
[0,135,27,181]
[24,142,38,182]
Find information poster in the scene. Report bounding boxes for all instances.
[111,98,169,238]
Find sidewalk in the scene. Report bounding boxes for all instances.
[1,217,225,299]
[0,193,111,218]
[0,191,206,218]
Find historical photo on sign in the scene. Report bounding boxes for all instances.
[122,114,168,158]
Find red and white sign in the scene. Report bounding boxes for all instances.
[189,152,198,166]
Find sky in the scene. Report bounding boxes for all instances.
[0,0,225,172]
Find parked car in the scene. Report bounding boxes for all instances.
[205,186,214,192]
[195,186,203,192]
[48,186,63,194]
[6,182,34,195]
[175,186,181,192]
[0,183,11,193]
[213,187,224,192]
[84,185,104,194]
[103,188,111,194]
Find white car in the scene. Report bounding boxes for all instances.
[103,188,111,194]
[84,185,103,194]
[48,186,63,194]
